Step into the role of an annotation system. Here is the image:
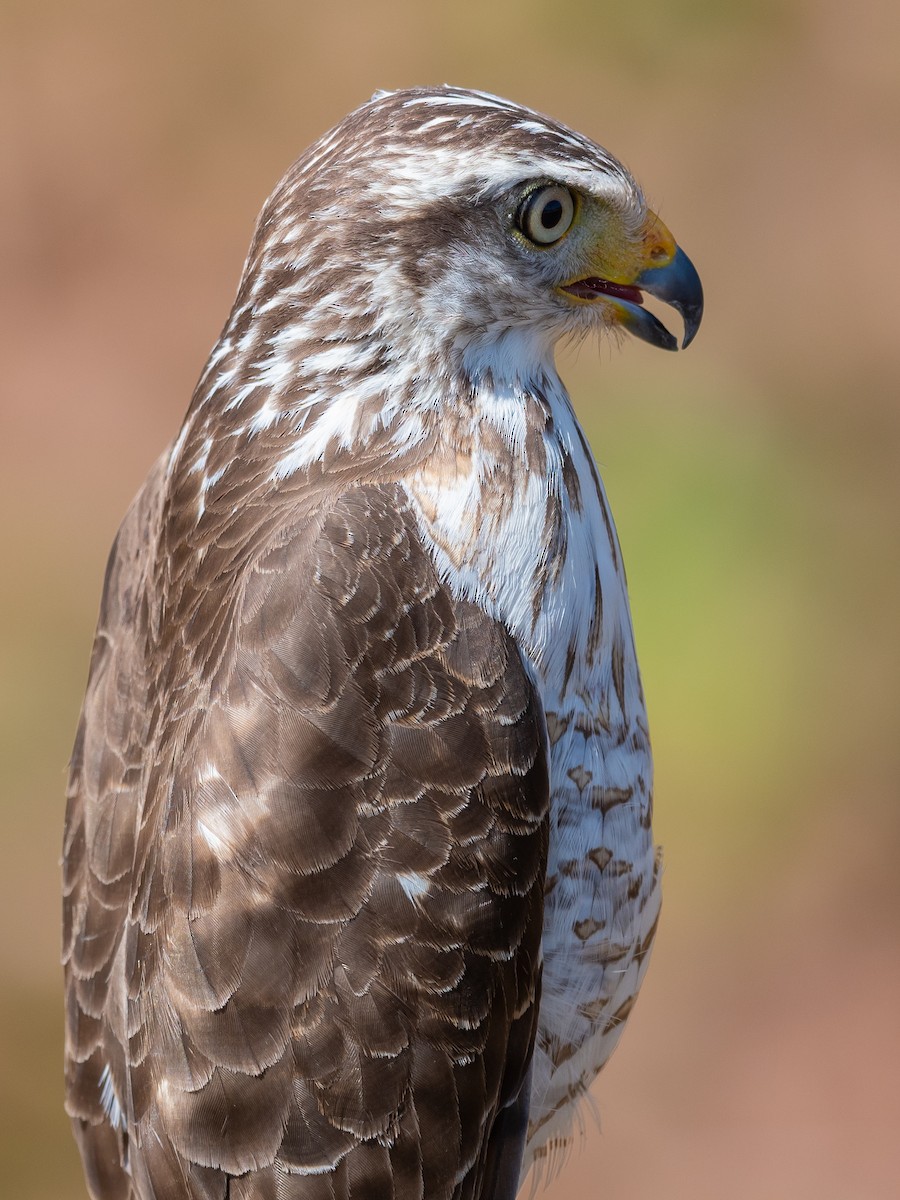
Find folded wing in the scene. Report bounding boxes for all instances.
[64,478,550,1200]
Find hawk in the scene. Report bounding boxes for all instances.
[63,86,702,1200]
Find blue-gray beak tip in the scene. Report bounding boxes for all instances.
[636,245,704,350]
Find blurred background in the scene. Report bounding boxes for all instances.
[2,1,898,1196]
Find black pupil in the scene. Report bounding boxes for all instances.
[540,198,563,229]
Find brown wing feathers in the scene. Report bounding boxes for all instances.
[64,480,549,1199]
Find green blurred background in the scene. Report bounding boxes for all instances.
[2,1,898,1196]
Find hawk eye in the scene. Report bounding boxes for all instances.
[518,185,576,245]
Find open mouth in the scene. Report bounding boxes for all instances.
[560,247,703,352]
[562,275,679,351]
[561,278,645,306]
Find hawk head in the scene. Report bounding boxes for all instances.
[233,85,702,392]
[183,85,702,483]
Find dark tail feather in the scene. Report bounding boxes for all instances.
[480,1061,533,1200]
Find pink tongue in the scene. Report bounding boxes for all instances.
[566,278,644,304]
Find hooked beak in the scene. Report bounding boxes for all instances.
[631,246,704,350]
[560,213,704,351]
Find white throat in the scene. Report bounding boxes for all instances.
[403,363,638,710]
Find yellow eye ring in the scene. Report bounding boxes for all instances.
[518,185,576,245]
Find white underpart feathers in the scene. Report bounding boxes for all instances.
[402,342,658,1178]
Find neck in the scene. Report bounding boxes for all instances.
[170,309,563,494]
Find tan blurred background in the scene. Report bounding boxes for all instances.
[2,1,898,1196]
